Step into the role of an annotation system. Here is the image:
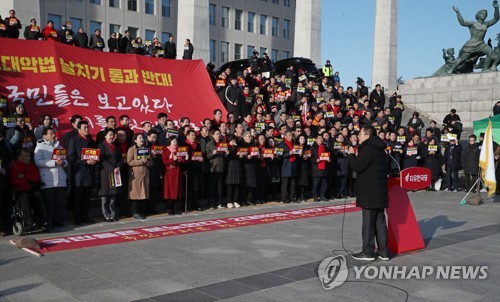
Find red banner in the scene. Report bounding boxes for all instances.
[0,38,225,137]
[39,203,360,253]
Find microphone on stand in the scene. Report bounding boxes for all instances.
[387,152,401,176]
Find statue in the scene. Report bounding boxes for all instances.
[431,48,456,76]
[447,0,499,74]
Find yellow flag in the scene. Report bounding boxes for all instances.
[479,120,496,197]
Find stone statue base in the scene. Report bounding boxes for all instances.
[398,71,500,128]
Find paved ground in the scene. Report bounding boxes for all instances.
[0,191,499,302]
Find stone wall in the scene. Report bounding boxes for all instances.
[398,71,500,128]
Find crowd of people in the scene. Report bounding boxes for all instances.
[0,10,193,59]
[0,10,494,238]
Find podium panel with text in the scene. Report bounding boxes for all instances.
[386,168,429,254]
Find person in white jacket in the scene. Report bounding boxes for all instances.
[34,127,68,229]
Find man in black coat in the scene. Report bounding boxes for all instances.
[369,84,385,109]
[463,135,480,192]
[5,10,21,39]
[68,121,97,225]
[224,77,243,119]
[119,30,132,53]
[164,34,177,59]
[310,134,331,201]
[444,138,462,192]
[348,125,389,261]
[62,115,83,148]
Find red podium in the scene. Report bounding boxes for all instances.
[386,167,429,254]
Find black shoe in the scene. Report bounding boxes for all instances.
[110,218,118,222]
[52,221,65,227]
[283,199,290,204]
[377,251,390,261]
[351,251,376,261]
[133,214,145,220]
[314,197,320,202]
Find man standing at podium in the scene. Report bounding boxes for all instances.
[348,125,389,261]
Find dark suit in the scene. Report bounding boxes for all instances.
[310,143,330,199]
[278,141,297,202]
[68,134,96,224]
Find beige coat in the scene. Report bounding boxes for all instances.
[127,145,153,200]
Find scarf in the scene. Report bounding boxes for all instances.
[285,139,296,163]
[318,144,326,170]
[118,142,128,155]
[107,142,115,153]
[258,144,267,168]
[167,145,177,159]
[186,140,198,152]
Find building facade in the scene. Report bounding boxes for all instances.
[0,0,320,67]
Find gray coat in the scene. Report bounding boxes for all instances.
[206,140,226,173]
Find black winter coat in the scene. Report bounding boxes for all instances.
[183,141,204,192]
[98,142,124,196]
[348,136,388,209]
[444,144,462,171]
[310,143,331,178]
[224,85,243,118]
[225,143,243,185]
[68,134,97,187]
[164,41,177,59]
[182,43,194,59]
[241,142,258,187]
[422,145,442,180]
[463,143,480,175]
[74,32,89,48]
[278,141,297,178]
[296,145,310,186]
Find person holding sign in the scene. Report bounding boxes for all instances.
[6,114,36,156]
[206,131,229,209]
[127,134,153,220]
[225,138,243,208]
[34,127,68,229]
[68,121,97,225]
[98,129,124,222]
[279,131,298,203]
[422,138,443,191]
[310,134,330,202]
[403,140,420,169]
[162,137,185,215]
[241,131,258,206]
[296,135,311,202]
[183,130,204,211]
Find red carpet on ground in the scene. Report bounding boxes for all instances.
[39,203,360,253]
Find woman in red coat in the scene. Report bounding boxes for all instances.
[162,137,184,215]
[41,20,59,42]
